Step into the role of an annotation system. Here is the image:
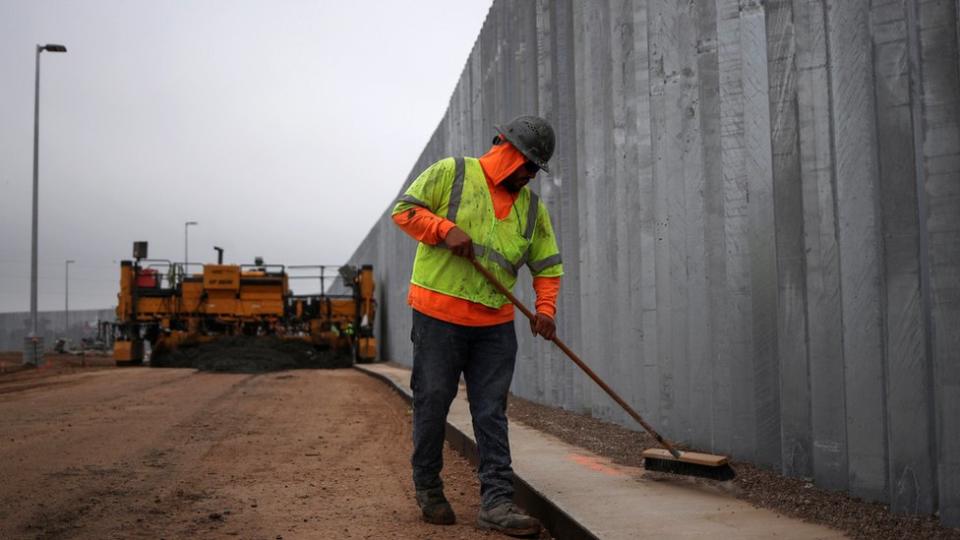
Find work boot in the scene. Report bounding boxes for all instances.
[415,487,456,525]
[477,502,541,537]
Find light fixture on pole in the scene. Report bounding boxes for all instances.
[26,43,68,367]
[184,221,198,274]
[65,259,75,340]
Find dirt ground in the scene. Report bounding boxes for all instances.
[508,395,960,540]
[12,351,955,539]
[0,353,116,394]
[0,361,533,539]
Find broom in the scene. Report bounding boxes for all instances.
[471,259,735,481]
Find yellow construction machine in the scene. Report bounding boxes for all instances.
[112,241,377,366]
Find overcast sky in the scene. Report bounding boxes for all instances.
[0,0,494,312]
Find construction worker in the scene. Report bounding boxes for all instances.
[343,322,355,351]
[392,115,562,537]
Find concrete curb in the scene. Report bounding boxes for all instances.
[355,363,847,539]
[355,364,597,540]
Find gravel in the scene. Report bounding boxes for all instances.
[150,336,353,372]
[507,395,960,540]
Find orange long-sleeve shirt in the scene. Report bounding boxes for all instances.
[392,143,560,327]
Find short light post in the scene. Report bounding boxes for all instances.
[65,259,75,342]
[184,221,198,274]
[25,43,68,367]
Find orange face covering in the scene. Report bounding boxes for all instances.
[478,141,527,185]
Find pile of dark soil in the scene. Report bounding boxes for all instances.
[507,395,960,540]
[150,336,353,372]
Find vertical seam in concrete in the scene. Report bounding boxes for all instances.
[633,0,661,428]
[905,0,939,510]
[791,0,816,482]
[769,0,788,472]
[530,1,540,117]
[820,0,852,482]
[695,0,721,453]
[556,0,581,411]
[679,0,701,446]
[866,0,893,506]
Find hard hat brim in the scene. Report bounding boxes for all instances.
[494,125,551,174]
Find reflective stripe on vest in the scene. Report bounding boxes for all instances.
[397,193,428,207]
[527,253,562,274]
[437,241,517,277]
[446,157,466,221]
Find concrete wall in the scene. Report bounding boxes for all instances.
[345,0,960,525]
[0,309,115,351]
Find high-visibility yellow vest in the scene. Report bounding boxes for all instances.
[392,157,563,309]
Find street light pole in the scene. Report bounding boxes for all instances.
[65,259,74,340]
[26,43,67,367]
[184,221,198,274]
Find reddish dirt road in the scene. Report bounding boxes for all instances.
[0,366,505,539]
[0,353,115,393]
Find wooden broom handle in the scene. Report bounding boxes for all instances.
[470,259,681,458]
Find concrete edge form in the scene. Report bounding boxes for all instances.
[353,363,597,540]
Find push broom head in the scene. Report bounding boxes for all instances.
[642,448,736,481]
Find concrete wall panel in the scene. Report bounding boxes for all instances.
[916,0,960,525]
[794,0,850,492]
[872,0,937,515]
[695,0,726,455]
[828,0,889,502]
[742,1,781,471]
[344,0,960,525]
[767,0,813,479]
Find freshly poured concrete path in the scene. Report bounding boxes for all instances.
[357,363,845,539]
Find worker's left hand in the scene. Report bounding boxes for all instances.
[530,313,556,340]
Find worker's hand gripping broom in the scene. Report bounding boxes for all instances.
[470,259,735,481]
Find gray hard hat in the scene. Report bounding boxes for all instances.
[494,115,555,173]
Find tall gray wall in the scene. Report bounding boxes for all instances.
[0,308,115,351]
[346,0,960,525]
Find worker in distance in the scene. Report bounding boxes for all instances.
[392,115,562,537]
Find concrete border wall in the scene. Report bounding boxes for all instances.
[345,0,960,525]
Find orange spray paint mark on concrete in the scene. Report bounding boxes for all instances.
[567,453,627,477]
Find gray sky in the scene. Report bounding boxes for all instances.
[0,0,493,312]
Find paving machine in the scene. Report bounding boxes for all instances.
[113,241,377,365]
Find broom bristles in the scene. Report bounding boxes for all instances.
[644,456,737,481]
